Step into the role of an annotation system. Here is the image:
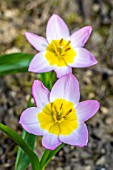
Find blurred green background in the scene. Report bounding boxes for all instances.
[0,0,113,170]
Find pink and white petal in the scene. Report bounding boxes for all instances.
[59,122,88,147]
[70,26,92,48]
[46,14,70,43]
[32,80,50,109]
[29,52,54,73]
[42,132,62,150]
[54,66,72,78]
[76,100,100,122]
[50,74,80,106]
[68,48,97,68]
[19,107,44,135]
[25,32,48,51]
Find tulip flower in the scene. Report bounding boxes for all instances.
[19,74,100,150]
[25,14,97,78]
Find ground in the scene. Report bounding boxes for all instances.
[0,0,113,170]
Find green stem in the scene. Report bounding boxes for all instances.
[40,150,51,169]
[40,143,64,170]
[0,123,40,170]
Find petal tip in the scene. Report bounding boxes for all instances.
[95,100,100,111]
[19,119,21,124]
[87,26,92,34]
[28,65,34,72]
[51,14,60,19]
[92,58,98,66]
[24,31,29,35]
[24,32,31,38]
[32,80,40,91]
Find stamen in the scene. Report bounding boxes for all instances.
[51,41,61,56]
[64,41,71,48]
[62,41,71,53]
[51,103,58,122]
[51,102,54,117]
[59,38,63,45]
[65,47,71,52]
[60,103,63,110]
[51,102,53,108]
[64,108,72,117]
[54,104,58,114]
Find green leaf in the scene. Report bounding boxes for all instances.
[40,143,64,170]
[39,71,56,90]
[0,53,33,76]
[15,97,36,170]
[15,131,36,170]
[0,123,40,170]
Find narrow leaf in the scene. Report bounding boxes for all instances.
[0,53,33,76]
[39,71,56,90]
[40,143,64,170]
[15,97,36,170]
[15,131,36,170]
[0,123,40,170]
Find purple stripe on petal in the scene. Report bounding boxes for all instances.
[76,100,100,122]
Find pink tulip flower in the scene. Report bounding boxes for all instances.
[25,14,97,78]
[19,74,100,150]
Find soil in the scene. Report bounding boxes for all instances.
[0,0,113,170]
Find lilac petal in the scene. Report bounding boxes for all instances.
[54,66,72,78]
[46,14,70,43]
[59,122,88,147]
[50,74,80,106]
[68,47,97,68]
[32,80,50,109]
[29,52,54,73]
[25,32,48,51]
[76,100,100,122]
[70,26,92,48]
[19,107,44,135]
[42,132,62,150]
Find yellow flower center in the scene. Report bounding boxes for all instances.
[37,99,78,135]
[45,39,76,67]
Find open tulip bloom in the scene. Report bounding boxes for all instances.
[19,74,100,150]
[25,14,97,78]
